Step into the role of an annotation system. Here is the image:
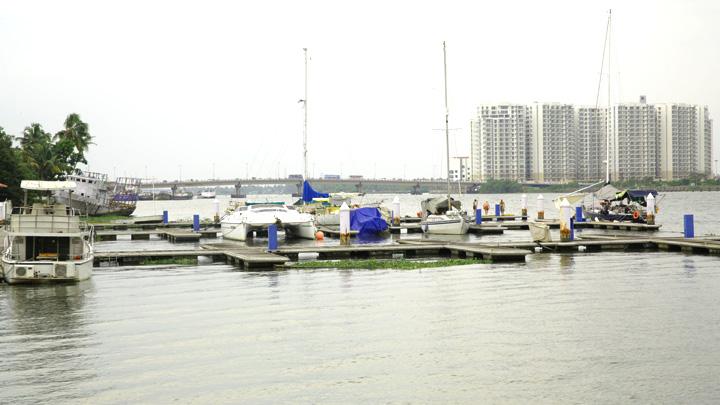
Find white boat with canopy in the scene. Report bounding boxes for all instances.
[2,181,94,284]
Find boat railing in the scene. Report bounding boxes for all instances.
[9,205,91,234]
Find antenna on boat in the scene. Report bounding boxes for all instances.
[443,41,451,201]
[302,47,309,181]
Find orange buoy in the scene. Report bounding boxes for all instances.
[416,211,422,218]
[315,231,325,240]
[632,211,640,220]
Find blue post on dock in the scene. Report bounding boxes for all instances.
[684,214,694,238]
[575,206,583,222]
[193,214,200,232]
[268,224,278,251]
[162,210,169,224]
[475,209,482,225]
[495,204,500,217]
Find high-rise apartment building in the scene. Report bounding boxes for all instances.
[470,98,712,182]
[576,106,608,181]
[531,103,576,182]
[470,104,532,181]
[657,103,714,179]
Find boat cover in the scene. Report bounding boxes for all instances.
[421,196,461,215]
[593,184,621,201]
[350,207,388,235]
[618,189,658,201]
[302,180,329,203]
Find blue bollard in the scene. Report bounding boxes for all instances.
[268,224,278,251]
[495,204,500,217]
[193,214,200,232]
[570,217,575,241]
[162,210,169,224]
[475,209,482,224]
[684,214,694,238]
[575,206,583,222]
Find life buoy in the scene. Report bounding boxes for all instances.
[632,211,640,220]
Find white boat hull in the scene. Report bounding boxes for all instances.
[221,221,316,241]
[2,257,93,284]
[422,215,469,235]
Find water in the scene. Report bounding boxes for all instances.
[2,192,720,403]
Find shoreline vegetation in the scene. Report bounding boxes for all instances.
[287,258,489,270]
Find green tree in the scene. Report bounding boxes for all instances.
[0,127,33,204]
[54,113,92,168]
[20,123,71,181]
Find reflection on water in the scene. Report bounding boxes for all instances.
[2,253,719,403]
[0,282,96,404]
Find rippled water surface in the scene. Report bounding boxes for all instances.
[2,192,720,403]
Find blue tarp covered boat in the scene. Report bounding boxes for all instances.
[350,207,388,236]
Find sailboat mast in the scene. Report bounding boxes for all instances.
[606,10,611,184]
[303,47,308,180]
[443,41,450,200]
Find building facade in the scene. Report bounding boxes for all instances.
[576,106,608,182]
[531,103,576,182]
[470,98,712,182]
[470,104,532,182]
[657,103,714,180]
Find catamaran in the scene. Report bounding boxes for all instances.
[421,42,469,235]
[220,203,317,241]
[1,181,94,284]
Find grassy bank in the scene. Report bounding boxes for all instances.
[288,258,487,270]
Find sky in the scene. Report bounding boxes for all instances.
[1,0,718,181]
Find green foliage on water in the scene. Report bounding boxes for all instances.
[140,257,197,266]
[288,258,487,270]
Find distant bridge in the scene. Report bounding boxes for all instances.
[128,177,556,195]
[135,178,479,195]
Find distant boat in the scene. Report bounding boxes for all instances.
[54,171,138,216]
[199,190,216,199]
[2,181,94,284]
[221,204,317,241]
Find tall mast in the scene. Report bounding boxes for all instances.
[606,10,611,184]
[443,41,450,199]
[303,47,308,180]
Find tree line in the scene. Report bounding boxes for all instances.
[0,113,92,204]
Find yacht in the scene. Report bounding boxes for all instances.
[419,42,469,235]
[221,203,317,241]
[2,181,94,284]
[199,189,217,199]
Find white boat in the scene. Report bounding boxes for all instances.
[421,42,469,235]
[199,190,217,199]
[2,181,94,284]
[528,221,552,242]
[221,204,317,241]
[423,210,469,235]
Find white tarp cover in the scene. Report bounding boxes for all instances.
[20,180,77,191]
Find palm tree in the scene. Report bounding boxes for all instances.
[20,123,51,150]
[55,113,92,156]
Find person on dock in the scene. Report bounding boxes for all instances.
[472,199,478,212]
[499,199,506,215]
[482,200,490,215]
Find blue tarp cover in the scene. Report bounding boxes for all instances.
[302,180,329,203]
[350,207,388,235]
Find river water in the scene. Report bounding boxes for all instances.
[1,192,719,403]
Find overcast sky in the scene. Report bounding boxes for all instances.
[1,0,718,181]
